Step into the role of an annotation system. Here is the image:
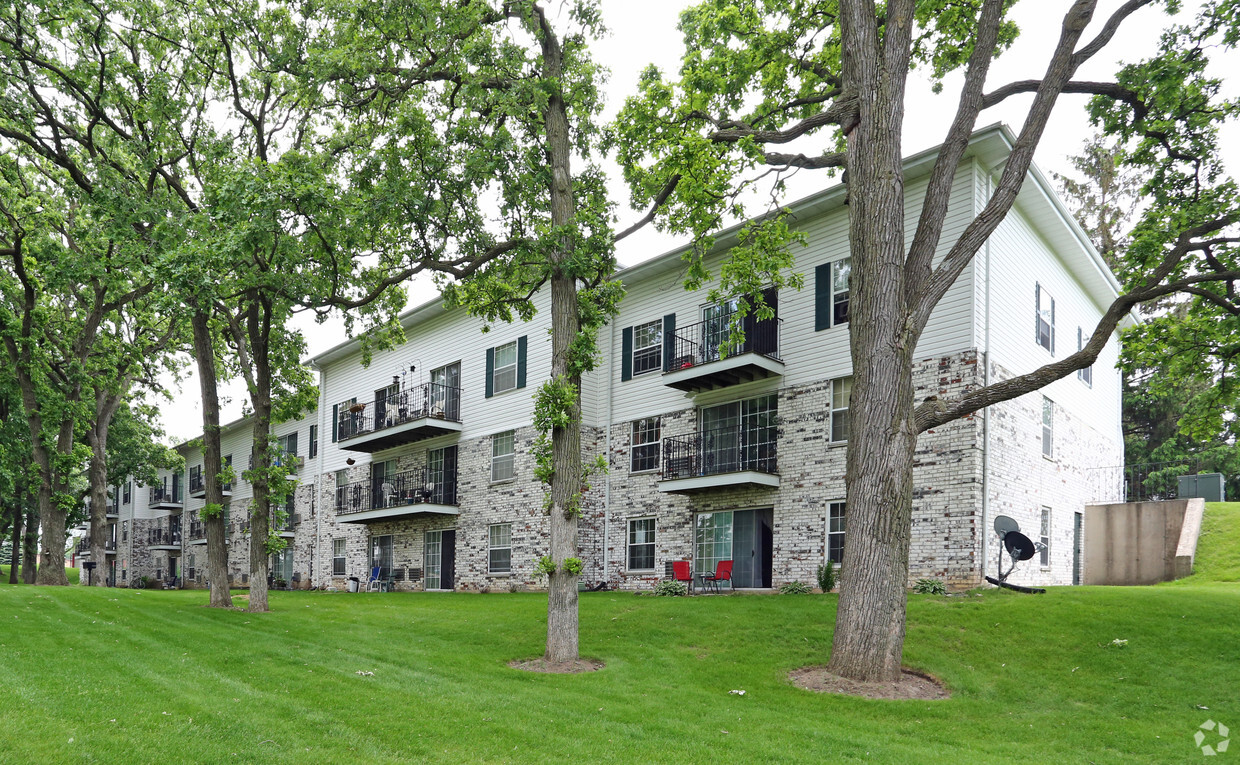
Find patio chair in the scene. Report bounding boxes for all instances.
[366,566,383,592]
[703,560,734,593]
[380,481,397,508]
[671,560,695,594]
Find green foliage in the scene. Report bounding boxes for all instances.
[653,579,688,596]
[778,580,812,594]
[562,557,585,577]
[913,578,947,596]
[535,556,558,577]
[816,561,836,593]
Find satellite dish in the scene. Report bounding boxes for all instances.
[1003,531,1036,562]
[994,515,1021,538]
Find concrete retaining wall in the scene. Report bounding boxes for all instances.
[1083,498,1205,585]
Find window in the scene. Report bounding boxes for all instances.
[488,523,512,574]
[1036,283,1055,353]
[276,433,299,467]
[491,430,515,482]
[827,501,846,565]
[369,534,393,576]
[123,482,131,504]
[632,319,663,376]
[1077,328,1093,386]
[815,258,851,330]
[1040,507,1051,567]
[492,340,518,394]
[627,518,656,571]
[831,377,853,443]
[122,521,128,541]
[1042,397,1054,459]
[698,395,777,474]
[309,424,318,458]
[694,511,733,576]
[630,417,661,473]
[332,539,346,576]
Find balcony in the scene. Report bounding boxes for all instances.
[149,527,182,553]
[106,501,119,519]
[657,425,779,493]
[188,471,232,499]
[148,486,183,512]
[662,316,783,392]
[186,518,230,546]
[76,539,118,556]
[336,466,459,524]
[336,381,462,453]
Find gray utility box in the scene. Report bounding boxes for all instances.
[1178,473,1226,502]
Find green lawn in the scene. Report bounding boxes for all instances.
[0,507,1237,764]
[1180,502,1240,583]
[0,564,78,584]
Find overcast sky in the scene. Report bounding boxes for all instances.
[155,0,1240,443]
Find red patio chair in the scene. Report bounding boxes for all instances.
[704,560,734,593]
[671,560,695,594]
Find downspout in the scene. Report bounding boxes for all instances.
[603,319,616,584]
[980,167,993,584]
[312,361,327,588]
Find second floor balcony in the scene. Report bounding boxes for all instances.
[76,539,118,556]
[335,381,463,453]
[658,425,780,493]
[662,314,783,393]
[149,526,182,551]
[336,465,459,524]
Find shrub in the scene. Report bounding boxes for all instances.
[816,562,836,593]
[779,580,812,595]
[913,578,947,595]
[653,580,688,597]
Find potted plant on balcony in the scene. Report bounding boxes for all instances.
[348,402,366,414]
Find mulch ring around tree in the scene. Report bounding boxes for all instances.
[508,657,605,674]
[789,666,950,700]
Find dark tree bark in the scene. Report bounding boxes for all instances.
[7,502,21,584]
[192,308,233,608]
[21,510,37,584]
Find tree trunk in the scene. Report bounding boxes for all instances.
[245,301,273,614]
[193,308,233,608]
[22,510,37,584]
[537,11,581,664]
[828,7,917,682]
[86,415,113,587]
[8,505,21,584]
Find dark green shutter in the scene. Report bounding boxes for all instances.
[621,327,633,381]
[662,313,676,371]
[516,335,527,389]
[485,347,495,398]
[331,404,339,442]
[815,263,831,331]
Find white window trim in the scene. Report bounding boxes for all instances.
[631,319,663,377]
[825,500,847,566]
[831,258,850,328]
[332,539,347,577]
[830,377,852,445]
[626,516,657,572]
[1077,327,1093,387]
[488,523,513,574]
[1042,397,1054,461]
[491,430,516,483]
[1040,507,1052,569]
[1036,283,1055,355]
[629,417,661,474]
[492,340,519,395]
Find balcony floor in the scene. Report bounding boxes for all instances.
[657,470,780,493]
[662,353,784,392]
[338,503,460,524]
[338,417,463,453]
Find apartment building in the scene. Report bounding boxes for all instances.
[87,124,1126,592]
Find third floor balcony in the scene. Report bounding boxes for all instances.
[149,484,183,512]
[662,314,783,393]
[335,380,462,453]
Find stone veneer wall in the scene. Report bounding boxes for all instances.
[599,350,985,592]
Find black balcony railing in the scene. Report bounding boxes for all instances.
[662,425,778,480]
[148,486,183,507]
[665,315,782,372]
[336,466,458,516]
[149,527,182,546]
[335,381,462,441]
[1087,459,1209,503]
